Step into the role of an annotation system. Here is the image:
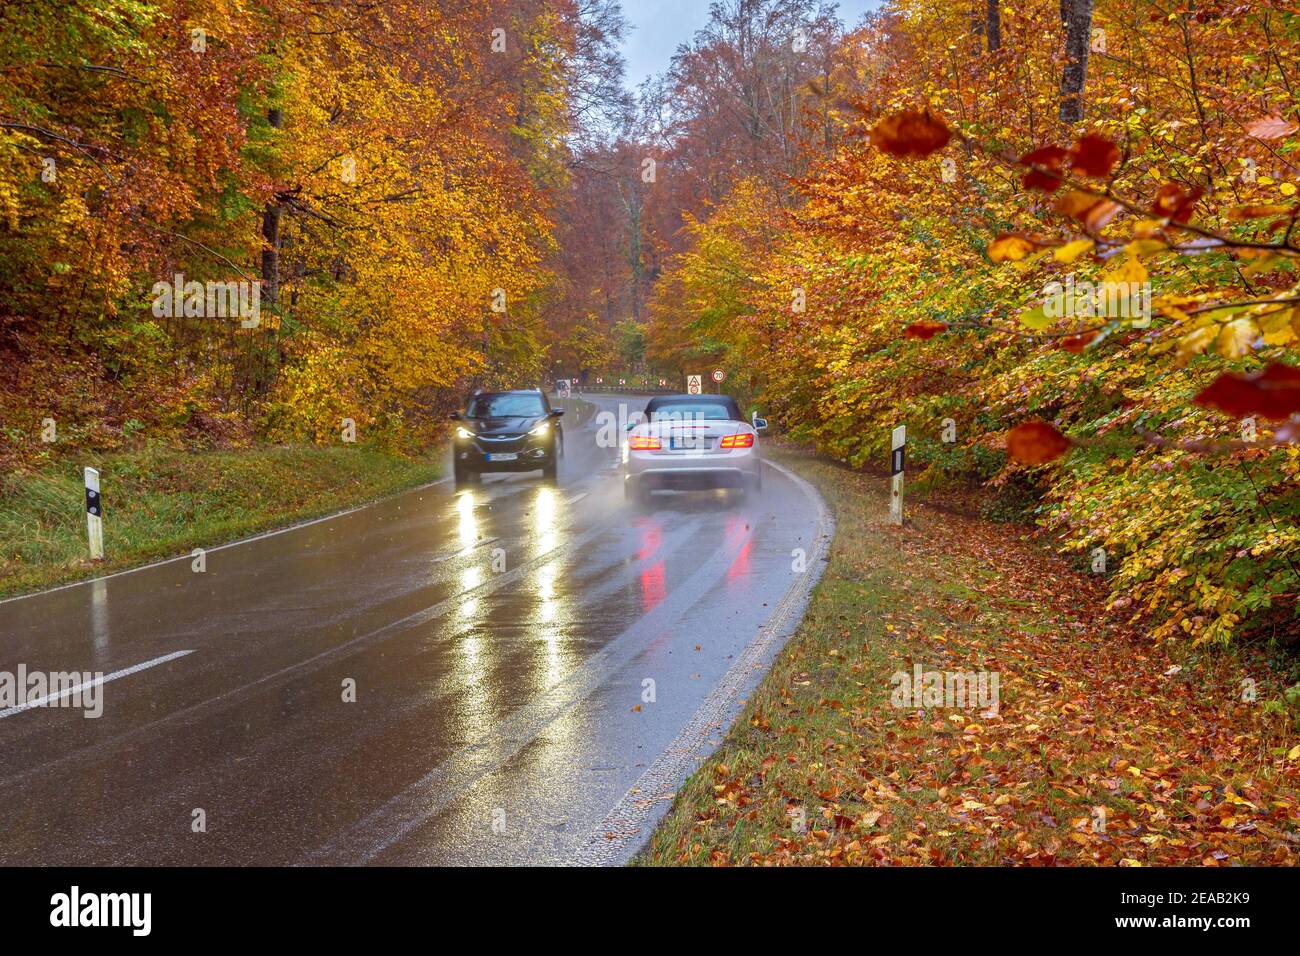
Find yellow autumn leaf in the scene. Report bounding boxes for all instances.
[1104,256,1148,285]
[988,234,1034,263]
[1215,318,1260,358]
[1054,239,1095,263]
[1175,324,1218,363]
[1259,308,1298,346]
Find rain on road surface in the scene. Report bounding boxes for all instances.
[0,394,829,865]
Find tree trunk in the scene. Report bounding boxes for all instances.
[986,0,1001,53]
[260,107,283,308]
[1059,0,1094,123]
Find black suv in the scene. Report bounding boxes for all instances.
[450,389,564,485]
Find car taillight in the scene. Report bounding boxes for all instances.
[628,436,661,450]
[719,433,754,448]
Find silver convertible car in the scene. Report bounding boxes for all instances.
[622,394,768,505]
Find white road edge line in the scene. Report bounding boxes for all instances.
[0,649,196,720]
[0,478,453,607]
[567,457,835,866]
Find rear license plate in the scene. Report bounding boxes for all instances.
[486,452,518,462]
[670,437,708,450]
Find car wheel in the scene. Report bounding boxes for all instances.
[454,460,478,487]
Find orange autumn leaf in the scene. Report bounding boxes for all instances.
[1058,330,1100,353]
[869,108,951,158]
[1244,116,1299,140]
[988,234,1034,262]
[1007,420,1071,464]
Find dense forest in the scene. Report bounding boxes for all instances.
[3,0,1299,649]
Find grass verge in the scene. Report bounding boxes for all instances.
[637,444,1300,866]
[0,444,439,599]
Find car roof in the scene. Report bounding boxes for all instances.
[644,394,742,417]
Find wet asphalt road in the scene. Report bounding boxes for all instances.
[0,394,827,865]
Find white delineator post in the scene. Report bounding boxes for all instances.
[84,466,104,560]
[890,425,905,526]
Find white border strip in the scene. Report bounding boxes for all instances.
[0,477,451,607]
[567,457,834,866]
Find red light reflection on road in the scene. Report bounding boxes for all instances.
[640,561,666,612]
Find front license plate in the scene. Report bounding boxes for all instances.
[486,452,518,462]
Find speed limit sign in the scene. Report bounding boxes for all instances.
[711,368,725,383]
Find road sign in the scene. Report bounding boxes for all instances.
[596,377,603,385]
[686,374,702,395]
[84,467,104,560]
[711,368,725,383]
[619,378,626,386]
[658,378,666,387]
[890,425,906,526]
[556,379,571,398]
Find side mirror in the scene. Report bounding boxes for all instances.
[551,408,565,417]
[752,415,769,431]
[449,411,462,421]
[625,421,637,431]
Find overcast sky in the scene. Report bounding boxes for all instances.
[620,0,883,89]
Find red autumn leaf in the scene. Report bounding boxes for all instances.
[1244,116,1299,140]
[904,320,948,340]
[1053,191,1122,233]
[869,108,951,158]
[1069,134,1120,178]
[1058,330,1100,353]
[1152,183,1205,224]
[1007,420,1071,464]
[1018,145,1069,193]
[1193,362,1300,421]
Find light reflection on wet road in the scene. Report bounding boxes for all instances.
[0,394,824,865]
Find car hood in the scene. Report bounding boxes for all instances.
[466,416,545,436]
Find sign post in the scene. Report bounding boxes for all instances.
[890,426,905,526]
[85,466,104,560]
[686,374,702,395]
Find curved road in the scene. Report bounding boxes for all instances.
[0,394,829,865]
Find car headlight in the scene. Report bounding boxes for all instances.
[528,421,549,436]
[456,427,475,440]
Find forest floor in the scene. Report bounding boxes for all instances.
[0,444,439,599]
[638,444,1300,866]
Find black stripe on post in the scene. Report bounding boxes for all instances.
[891,447,905,477]
[85,488,101,517]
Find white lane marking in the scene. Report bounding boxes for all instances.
[0,479,453,606]
[429,537,500,564]
[564,492,589,505]
[0,649,195,720]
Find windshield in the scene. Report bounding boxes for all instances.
[466,393,546,418]
[648,401,736,422]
